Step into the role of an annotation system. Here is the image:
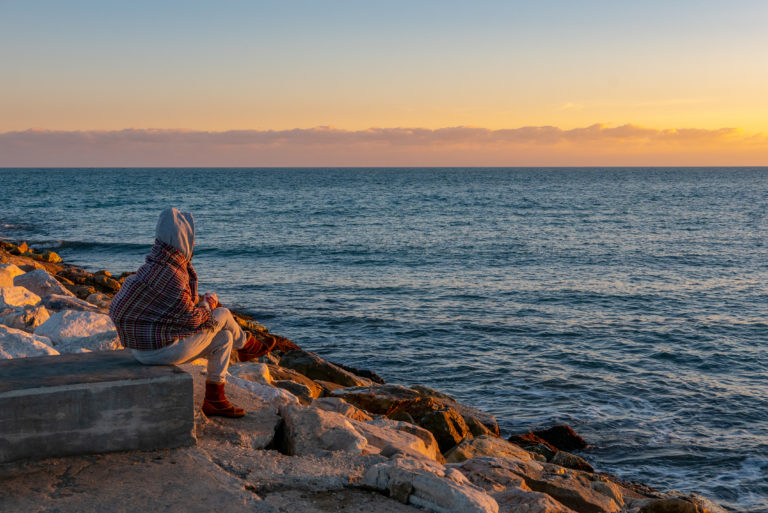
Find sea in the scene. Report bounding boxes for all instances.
[1,167,766,512]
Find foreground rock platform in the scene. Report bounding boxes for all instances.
[0,350,195,463]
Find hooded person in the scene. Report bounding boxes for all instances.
[110,207,275,418]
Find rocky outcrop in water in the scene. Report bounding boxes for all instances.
[0,240,729,513]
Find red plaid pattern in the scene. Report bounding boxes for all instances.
[109,240,215,350]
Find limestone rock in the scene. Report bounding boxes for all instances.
[420,408,473,453]
[367,417,442,462]
[551,451,594,473]
[411,384,456,400]
[258,352,281,365]
[451,457,541,492]
[508,432,559,461]
[335,384,500,438]
[280,404,368,456]
[94,274,121,292]
[39,250,62,263]
[687,493,730,513]
[231,311,268,333]
[34,309,121,352]
[466,415,495,437]
[532,425,588,452]
[229,362,273,385]
[41,294,103,313]
[445,435,534,464]
[65,283,98,299]
[356,422,433,461]
[0,264,25,287]
[267,363,323,399]
[0,325,59,359]
[316,379,345,395]
[274,380,314,405]
[351,418,440,462]
[55,274,74,285]
[229,362,319,405]
[222,446,386,494]
[640,498,707,513]
[413,385,501,436]
[312,397,374,422]
[57,268,93,285]
[227,374,300,408]
[13,269,75,298]
[279,349,372,387]
[86,293,112,309]
[0,446,272,513]
[639,498,709,513]
[0,304,50,332]
[363,456,499,513]
[458,458,579,512]
[494,487,579,513]
[521,463,621,513]
[453,457,620,513]
[388,411,416,423]
[590,481,624,508]
[0,286,41,309]
[331,384,422,414]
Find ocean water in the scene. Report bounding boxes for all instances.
[2,167,767,511]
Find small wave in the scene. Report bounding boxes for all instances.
[37,240,151,252]
[0,221,43,235]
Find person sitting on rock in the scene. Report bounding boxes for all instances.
[109,207,274,418]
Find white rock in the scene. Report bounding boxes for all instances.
[362,417,442,462]
[493,487,579,513]
[42,294,102,313]
[280,403,368,456]
[452,457,620,513]
[0,286,41,309]
[0,264,25,287]
[363,456,499,513]
[351,418,439,462]
[0,324,59,359]
[445,435,534,464]
[13,269,74,298]
[312,397,373,422]
[34,310,121,353]
[228,362,273,385]
[227,374,299,408]
[0,304,50,332]
[86,292,112,309]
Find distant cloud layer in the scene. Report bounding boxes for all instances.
[1,125,766,166]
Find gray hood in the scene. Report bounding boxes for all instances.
[155,208,195,260]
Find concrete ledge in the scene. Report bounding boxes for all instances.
[0,350,195,463]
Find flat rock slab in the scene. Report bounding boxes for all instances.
[0,350,195,463]
[0,447,276,513]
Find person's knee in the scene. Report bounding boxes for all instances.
[211,307,232,327]
[210,331,233,353]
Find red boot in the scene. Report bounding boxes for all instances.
[237,332,277,362]
[202,381,245,418]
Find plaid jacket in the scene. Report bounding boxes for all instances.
[109,239,215,351]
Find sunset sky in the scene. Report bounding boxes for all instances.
[2,0,767,166]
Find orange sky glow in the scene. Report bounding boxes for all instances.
[2,1,767,166]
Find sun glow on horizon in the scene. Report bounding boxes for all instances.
[1,0,768,164]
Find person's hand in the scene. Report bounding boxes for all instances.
[204,292,219,309]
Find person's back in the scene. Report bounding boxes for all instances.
[109,207,275,418]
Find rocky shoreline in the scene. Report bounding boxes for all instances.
[0,240,728,513]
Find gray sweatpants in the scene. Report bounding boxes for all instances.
[131,307,248,383]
